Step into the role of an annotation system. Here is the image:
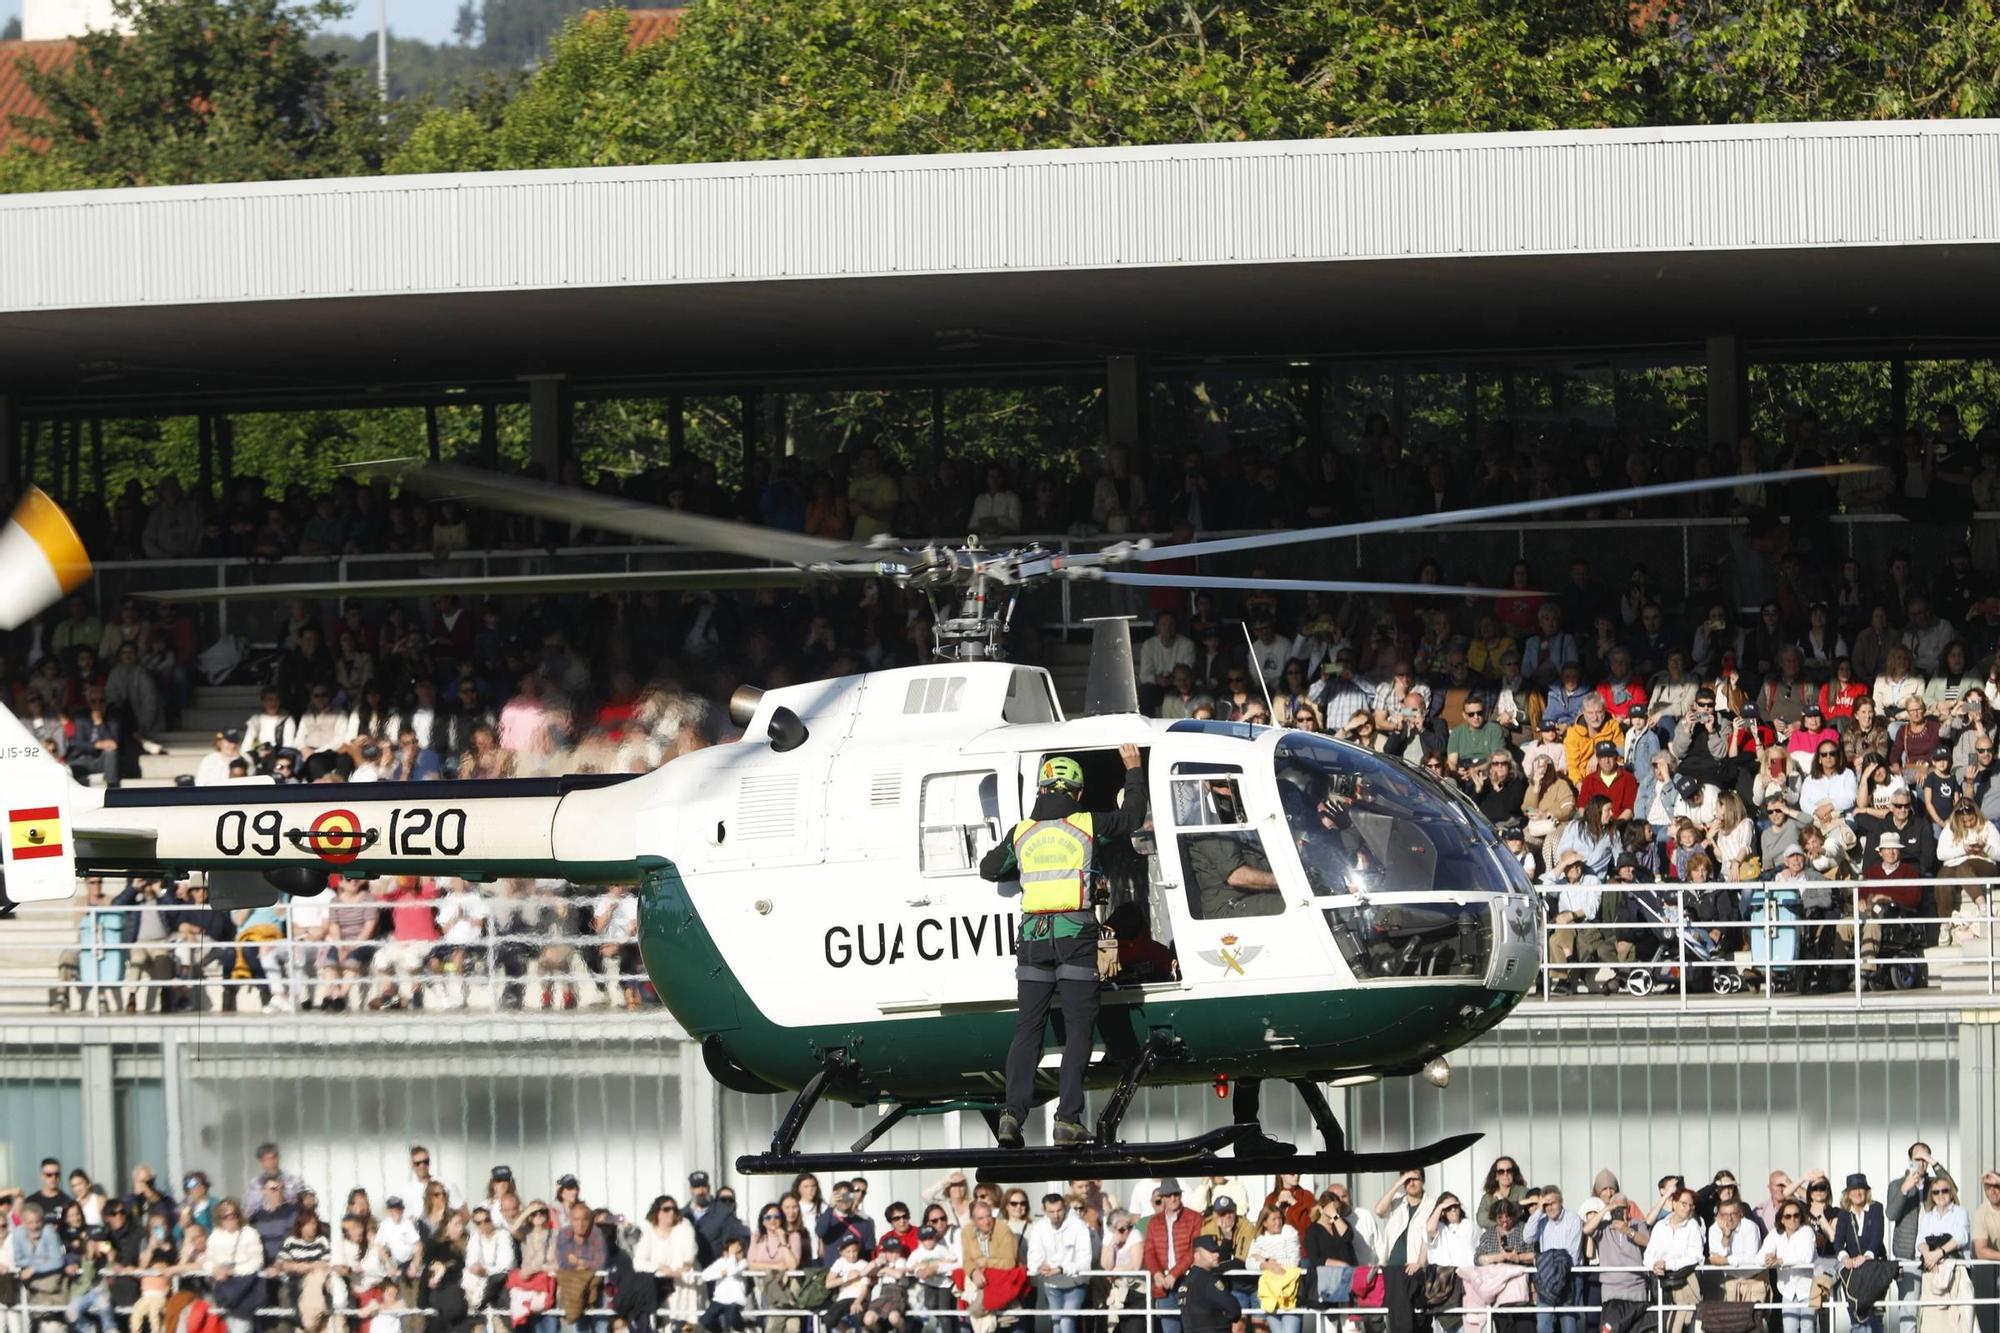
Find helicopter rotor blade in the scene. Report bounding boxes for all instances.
[1071,465,1869,567]
[134,565,885,604]
[1091,572,1529,599]
[396,464,882,566]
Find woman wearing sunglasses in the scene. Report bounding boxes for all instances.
[1476,1160,1525,1230]
[1759,1200,1818,1333]
[748,1202,803,1332]
[1799,738,1857,817]
[1917,1175,1972,1275]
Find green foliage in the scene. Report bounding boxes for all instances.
[307,31,493,106]
[3,0,392,189]
[475,0,601,70]
[1291,0,1651,136]
[1641,0,2000,123]
[391,9,670,171]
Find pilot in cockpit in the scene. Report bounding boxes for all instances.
[1278,771,1380,896]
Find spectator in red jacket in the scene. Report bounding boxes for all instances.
[1594,650,1649,721]
[1143,1179,1202,1333]
[1577,741,1638,821]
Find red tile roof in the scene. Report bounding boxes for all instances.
[0,38,76,151]
[612,7,680,49]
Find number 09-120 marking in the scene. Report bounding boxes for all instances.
[214,809,282,856]
[389,807,466,857]
[213,807,467,857]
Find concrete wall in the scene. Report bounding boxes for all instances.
[2,999,1991,1219]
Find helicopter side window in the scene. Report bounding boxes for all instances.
[919,770,1000,875]
[1170,766,1283,922]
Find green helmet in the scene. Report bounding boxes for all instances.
[1038,755,1085,793]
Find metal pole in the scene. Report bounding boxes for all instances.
[376,0,388,104]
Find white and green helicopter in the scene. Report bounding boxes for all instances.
[0,464,1844,1181]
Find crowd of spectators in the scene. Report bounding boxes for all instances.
[11,409,2000,1000]
[6,1141,2000,1333]
[1119,411,2000,994]
[51,874,650,1016]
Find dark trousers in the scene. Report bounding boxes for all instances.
[1386,1266,1429,1333]
[69,751,120,788]
[1006,935,1100,1123]
[1976,1261,1999,1333]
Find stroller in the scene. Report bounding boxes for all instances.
[1617,888,1744,996]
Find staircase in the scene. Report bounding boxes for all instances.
[126,684,261,788]
[0,899,79,1012]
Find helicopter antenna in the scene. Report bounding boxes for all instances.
[1241,621,1275,722]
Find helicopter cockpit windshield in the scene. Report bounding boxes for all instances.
[1274,733,1528,982]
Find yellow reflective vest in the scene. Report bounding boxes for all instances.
[1010,813,1096,914]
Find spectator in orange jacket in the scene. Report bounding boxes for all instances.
[1143,1180,1203,1333]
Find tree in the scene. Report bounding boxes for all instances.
[1289,0,1652,136]
[1,0,393,191]
[1640,0,2000,122]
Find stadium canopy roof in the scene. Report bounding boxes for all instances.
[2,119,1999,414]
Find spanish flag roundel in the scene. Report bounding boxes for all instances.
[9,805,63,861]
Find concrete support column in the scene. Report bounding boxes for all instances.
[0,395,15,492]
[1105,354,1149,467]
[738,390,762,473]
[1891,358,1911,434]
[667,394,686,467]
[929,387,947,470]
[478,403,500,469]
[198,414,214,496]
[1705,334,1748,444]
[79,1042,117,1182]
[677,1040,724,1192]
[525,375,571,477]
[161,1031,187,1188]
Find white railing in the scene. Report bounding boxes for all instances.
[15,878,2000,1016]
[1533,874,2000,1007]
[0,898,652,1015]
[6,1260,1996,1333]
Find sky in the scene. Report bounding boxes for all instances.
[4,0,468,46]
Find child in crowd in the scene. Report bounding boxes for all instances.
[697,1235,751,1333]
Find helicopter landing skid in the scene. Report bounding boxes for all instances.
[735,1053,1482,1181]
[735,1122,1483,1183]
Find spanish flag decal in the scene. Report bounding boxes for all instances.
[9,805,63,861]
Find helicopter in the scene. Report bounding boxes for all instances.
[0,462,1850,1182]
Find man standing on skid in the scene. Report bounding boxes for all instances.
[981,744,1148,1149]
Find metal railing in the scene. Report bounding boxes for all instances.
[7,1260,1998,1333]
[81,510,2000,638]
[1534,874,2000,1007]
[16,878,2000,1016]
[0,898,653,1015]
